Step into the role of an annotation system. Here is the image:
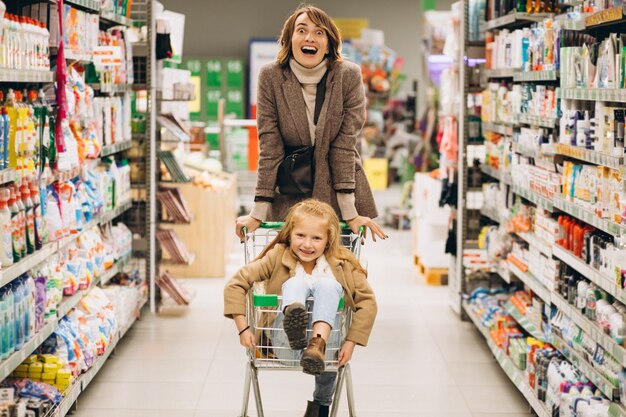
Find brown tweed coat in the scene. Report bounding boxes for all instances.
[255,60,378,221]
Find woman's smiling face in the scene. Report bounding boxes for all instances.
[291,12,329,68]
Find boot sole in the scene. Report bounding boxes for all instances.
[301,354,325,376]
[283,304,308,350]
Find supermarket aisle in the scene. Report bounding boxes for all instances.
[71,191,531,417]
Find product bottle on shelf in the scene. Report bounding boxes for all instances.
[13,185,25,258]
[0,188,12,267]
[21,182,34,254]
[12,280,22,349]
[0,288,8,359]
[5,284,14,354]
[8,188,19,262]
[29,181,42,250]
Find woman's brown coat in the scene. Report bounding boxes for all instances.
[223,244,377,347]
[254,60,378,221]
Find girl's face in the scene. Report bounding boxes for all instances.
[291,12,329,68]
[289,216,329,270]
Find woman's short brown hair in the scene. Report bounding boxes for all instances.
[276,4,343,67]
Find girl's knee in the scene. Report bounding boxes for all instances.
[316,277,342,290]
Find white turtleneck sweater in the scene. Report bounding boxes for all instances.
[250,58,358,222]
[289,58,327,143]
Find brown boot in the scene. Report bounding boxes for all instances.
[300,334,326,375]
[303,400,320,417]
[283,302,308,350]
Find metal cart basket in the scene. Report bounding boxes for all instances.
[239,222,361,417]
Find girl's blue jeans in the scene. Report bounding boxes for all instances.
[270,276,343,406]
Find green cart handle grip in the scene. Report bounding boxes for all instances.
[242,222,364,241]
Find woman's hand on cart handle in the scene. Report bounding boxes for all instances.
[346,216,387,242]
[338,340,356,366]
[239,329,256,349]
[236,215,262,242]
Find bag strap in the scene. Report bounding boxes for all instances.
[313,69,329,125]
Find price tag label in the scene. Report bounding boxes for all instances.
[93,46,122,68]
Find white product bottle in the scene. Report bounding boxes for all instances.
[0,189,12,267]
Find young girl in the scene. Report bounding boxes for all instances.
[224,199,377,416]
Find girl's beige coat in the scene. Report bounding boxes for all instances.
[224,243,377,347]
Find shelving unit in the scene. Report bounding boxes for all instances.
[485,12,553,30]
[554,143,625,170]
[513,70,558,82]
[503,301,549,342]
[462,301,551,417]
[0,0,152,413]
[516,114,557,128]
[457,1,626,413]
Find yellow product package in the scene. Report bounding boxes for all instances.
[42,372,57,380]
[43,363,58,373]
[39,354,59,364]
[56,370,72,381]
[28,362,43,372]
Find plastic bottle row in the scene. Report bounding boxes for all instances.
[0,179,43,267]
[0,10,50,72]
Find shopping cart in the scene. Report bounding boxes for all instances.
[239,222,362,417]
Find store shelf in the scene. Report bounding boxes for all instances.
[0,168,15,185]
[100,140,133,157]
[551,332,619,400]
[479,164,512,185]
[56,379,82,416]
[561,18,586,30]
[483,68,519,79]
[553,197,626,237]
[99,11,133,27]
[1,199,133,289]
[64,0,100,12]
[486,12,553,30]
[512,185,554,212]
[0,69,55,83]
[90,83,132,94]
[99,199,133,225]
[480,206,503,224]
[504,301,549,342]
[560,88,626,103]
[100,253,131,286]
[157,92,197,102]
[552,245,626,305]
[507,261,551,304]
[63,50,93,63]
[0,320,56,381]
[516,232,553,258]
[482,121,514,136]
[494,262,512,284]
[42,296,144,416]
[513,70,559,82]
[584,5,626,29]
[554,143,624,170]
[552,293,626,366]
[516,114,557,128]
[0,242,58,288]
[462,301,551,417]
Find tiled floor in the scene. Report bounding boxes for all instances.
[72,189,532,417]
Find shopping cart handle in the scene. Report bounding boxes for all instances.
[260,222,364,234]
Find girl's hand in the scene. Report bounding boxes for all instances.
[346,216,387,242]
[338,340,356,366]
[236,215,261,241]
[239,329,256,349]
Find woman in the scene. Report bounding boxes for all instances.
[235,4,386,242]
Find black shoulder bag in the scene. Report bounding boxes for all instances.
[276,70,328,195]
